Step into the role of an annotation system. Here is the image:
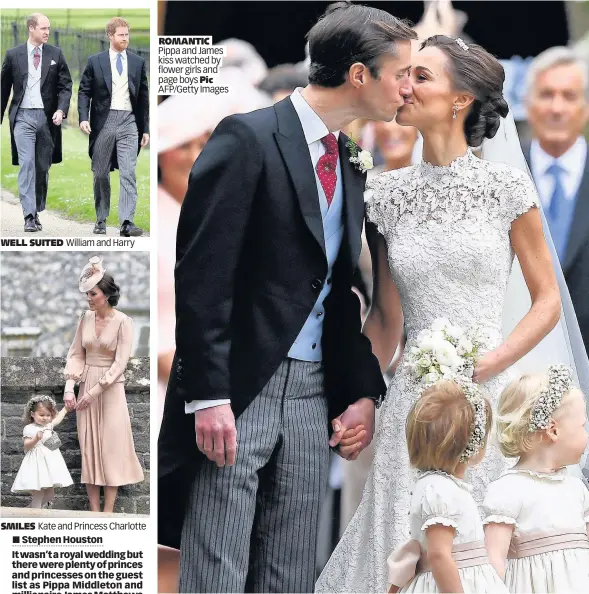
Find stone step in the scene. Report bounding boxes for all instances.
[1,506,149,518]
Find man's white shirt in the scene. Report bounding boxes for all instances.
[530,136,587,209]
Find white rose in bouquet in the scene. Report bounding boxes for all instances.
[430,330,446,345]
[431,318,451,332]
[419,336,436,352]
[446,325,464,341]
[425,371,440,384]
[417,329,431,343]
[439,364,452,376]
[456,337,474,356]
[418,356,432,369]
[434,341,460,368]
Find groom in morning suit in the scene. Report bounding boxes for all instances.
[78,17,149,237]
[1,13,72,232]
[523,47,589,357]
[158,3,416,592]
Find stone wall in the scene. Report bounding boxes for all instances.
[1,357,150,514]
[1,251,150,356]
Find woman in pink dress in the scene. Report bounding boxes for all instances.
[64,256,144,512]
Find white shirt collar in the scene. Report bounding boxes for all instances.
[109,48,127,61]
[289,87,340,146]
[27,41,43,55]
[531,136,587,179]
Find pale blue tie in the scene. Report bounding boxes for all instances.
[546,161,565,220]
[116,53,123,76]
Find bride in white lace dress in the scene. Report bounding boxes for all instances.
[316,36,562,593]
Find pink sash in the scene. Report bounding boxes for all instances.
[508,530,589,559]
[387,539,489,587]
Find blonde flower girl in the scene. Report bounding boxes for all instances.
[12,395,73,508]
[483,365,589,593]
[387,378,507,593]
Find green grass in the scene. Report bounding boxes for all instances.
[1,9,150,49]
[1,122,150,230]
[0,9,149,31]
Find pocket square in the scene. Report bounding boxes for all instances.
[51,59,56,66]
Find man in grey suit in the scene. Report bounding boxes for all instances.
[1,13,72,232]
[524,46,589,356]
[78,17,149,237]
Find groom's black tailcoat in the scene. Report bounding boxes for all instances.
[158,97,386,548]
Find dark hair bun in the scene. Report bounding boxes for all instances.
[465,94,509,147]
[96,273,121,307]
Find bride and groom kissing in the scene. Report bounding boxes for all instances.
[158,2,588,592]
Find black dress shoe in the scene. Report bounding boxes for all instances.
[35,214,42,231]
[120,221,144,237]
[93,220,106,235]
[24,215,38,232]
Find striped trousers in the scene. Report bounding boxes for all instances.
[179,359,330,593]
[13,108,53,217]
[91,110,138,224]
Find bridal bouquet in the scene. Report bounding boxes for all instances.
[404,318,486,385]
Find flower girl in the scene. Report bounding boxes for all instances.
[483,365,589,592]
[387,378,507,593]
[12,395,73,508]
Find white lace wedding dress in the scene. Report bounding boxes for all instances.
[316,149,540,593]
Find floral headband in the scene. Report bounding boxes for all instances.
[528,365,574,432]
[24,395,56,417]
[455,376,487,462]
[420,375,487,462]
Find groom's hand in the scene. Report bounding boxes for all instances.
[195,404,237,467]
[330,397,375,459]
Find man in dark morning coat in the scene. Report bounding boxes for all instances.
[158,3,417,593]
[78,16,149,237]
[1,12,72,232]
[524,46,589,358]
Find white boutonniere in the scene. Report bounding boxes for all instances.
[346,138,373,173]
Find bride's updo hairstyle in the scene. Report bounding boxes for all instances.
[421,35,509,147]
[496,373,582,458]
[406,380,492,474]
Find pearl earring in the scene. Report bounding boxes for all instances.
[452,105,458,119]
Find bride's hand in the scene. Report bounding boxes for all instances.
[330,398,375,459]
[472,351,500,384]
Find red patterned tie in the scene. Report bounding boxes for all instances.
[316,133,339,207]
[33,47,40,70]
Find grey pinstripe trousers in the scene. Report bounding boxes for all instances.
[179,359,330,593]
[91,110,138,224]
[13,108,53,217]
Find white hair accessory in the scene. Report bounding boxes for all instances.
[419,375,487,462]
[24,395,56,422]
[529,365,574,432]
[456,38,469,52]
[455,375,487,462]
